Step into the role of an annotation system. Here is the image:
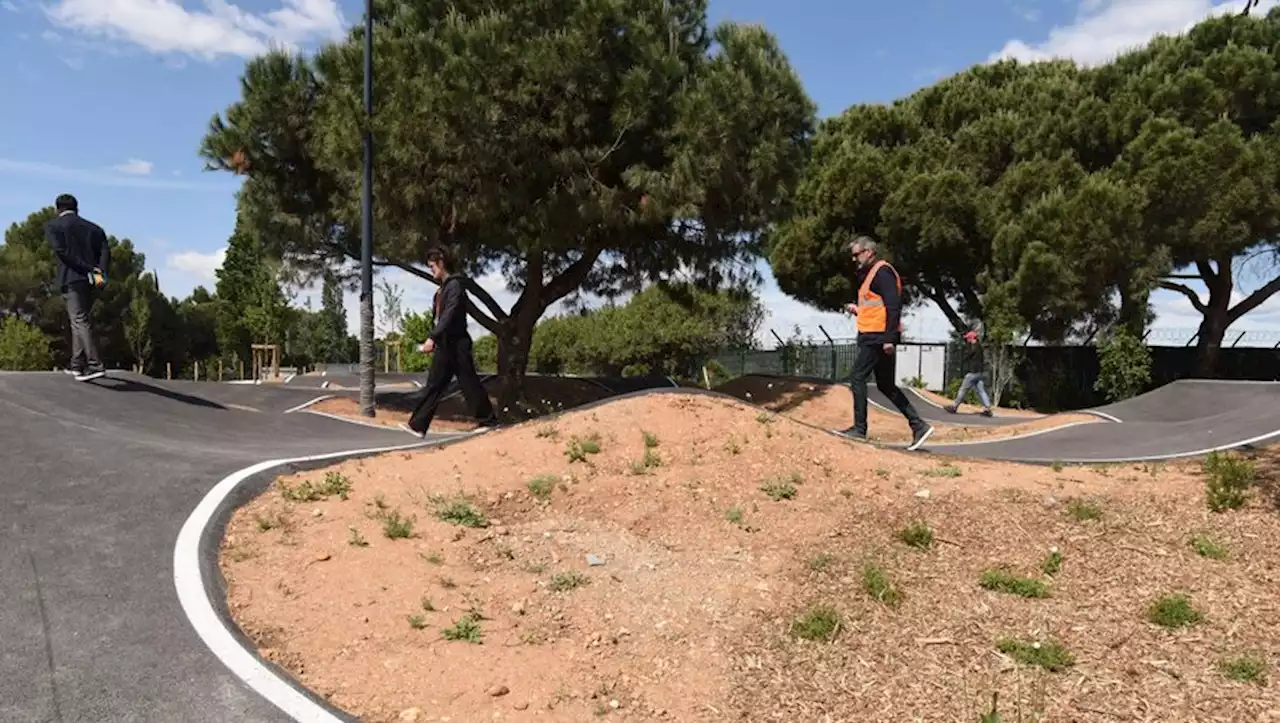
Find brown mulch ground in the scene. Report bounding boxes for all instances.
[713,376,1097,444]
[221,392,1280,722]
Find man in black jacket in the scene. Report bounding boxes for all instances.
[403,247,498,436]
[45,194,109,381]
[839,235,933,450]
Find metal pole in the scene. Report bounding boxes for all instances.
[359,0,376,417]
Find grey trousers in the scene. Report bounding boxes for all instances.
[63,282,102,370]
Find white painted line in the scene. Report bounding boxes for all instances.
[282,395,335,415]
[173,439,438,723]
[1082,410,1124,424]
[283,373,297,384]
[924,420,1098,447]
[930,427,1280,464]
[320,381,330,389]
[412,380,423,388]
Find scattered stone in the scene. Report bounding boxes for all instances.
[1043,495,1059,508]
[488,685,510,697]
[513,701,529,711]
[914,488,931,499]
[609,699,621,709]
[398,707,422,722]
[511,599,527,616]
[311,508,324,518]
[586,553,605,566]
[494,526,508,536]
[313,552,332,563]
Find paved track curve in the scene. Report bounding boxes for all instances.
[0,371,446,723]
[924,380,1280,463]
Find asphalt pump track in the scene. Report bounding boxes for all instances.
[2,371,1275,722]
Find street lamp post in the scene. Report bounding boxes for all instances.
[359,0,376,416]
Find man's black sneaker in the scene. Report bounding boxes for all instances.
[907,424,934,451]
[476,416,500,428]
[74,366,106,382]
[836,427,868,441]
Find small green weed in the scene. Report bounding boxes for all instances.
[897,521,934,550]
[1203,451,1255,512]
[438,576,457,589]
[549,570,589,592]
[432,496,489,528]
[630,448,662,475]
[723,436,742,455]
[278,471,353,502]
[527,474,558,500]
[921,464,962,478]
[420,551,443,564]
[1190,534,1229,560]
[1147,593,1203,628]
[1218,653,1268,685]
[862,564,904,608]
[760,478,797,501]
[420,596,435,612]
[980,569,1050,599]
[347,527,368,547]
[1040,548,1063,576]
[642,430,659,448]
[996,637,1074,671]
[535,424,559,439]
[565,434,602,463]
[724,506,744,524]
[789,604,841,641]
[1066,499,1103,522]
[380,508,415,539]
[254,512,282,532]
[1051,460,1064,473]
[442,613,483,643]
[808,552,836,571]
[407,614,427,630]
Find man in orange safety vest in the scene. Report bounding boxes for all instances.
[839,235,934,451]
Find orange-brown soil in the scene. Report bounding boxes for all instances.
[222,392,1280,722]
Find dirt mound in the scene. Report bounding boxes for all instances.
[221,393,1279,722]
[713,375,1097,443]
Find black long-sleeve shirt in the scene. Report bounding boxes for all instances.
[857,264,902,346]
[958,341,985,374]
[45,211,110,290]
[428,275,469,342]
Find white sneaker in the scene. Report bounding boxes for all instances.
[907,425,934,451]
[398,423,426,439]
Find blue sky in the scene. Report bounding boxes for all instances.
[2,0,1278,346]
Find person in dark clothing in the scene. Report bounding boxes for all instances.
[402,247,498,437]
[946,329,993,416]
[44,194,110,381]
[838,235,933,450]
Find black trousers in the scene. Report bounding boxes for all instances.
[850,343,925,435]
[407,335,495,433]
[63,281,101,371]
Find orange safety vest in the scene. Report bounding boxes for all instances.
[856,259,903,334]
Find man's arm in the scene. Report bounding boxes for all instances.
[427,279,463,341]
[45,221,93,274]
[871,267,901,343]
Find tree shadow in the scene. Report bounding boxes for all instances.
[1250,445,1280,511]
[95,376,227,410]
[714,374,832,414]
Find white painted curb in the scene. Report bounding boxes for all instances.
[281,395,336,415]
[173,440,438,723]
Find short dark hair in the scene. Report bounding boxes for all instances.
[425,246,450,270]
[55,194,78,213]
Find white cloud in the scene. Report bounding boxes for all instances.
[112,158,153,176]
[0,157,233,191]
[42,0,346,61]
[992,0,1278,67]
[166,247,226,284]
[2,1,20,13]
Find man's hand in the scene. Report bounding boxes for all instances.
[420,338,435,354]
[844,302,858,316]
[882,343,895,355]
[89,268,106,287]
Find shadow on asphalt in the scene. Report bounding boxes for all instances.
[94,376,228,410]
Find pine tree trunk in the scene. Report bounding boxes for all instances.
[496,324,531,414]
[359,289,376,416]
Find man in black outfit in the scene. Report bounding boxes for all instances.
[45,194,110,381]
[403,247,498,437]
[839,235,934,450]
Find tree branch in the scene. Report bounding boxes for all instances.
[921,285,968,333]
[543,247,604,311]
[1158,280,1208,314]
[364,255,505,330]
[1227,274,1280,324]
